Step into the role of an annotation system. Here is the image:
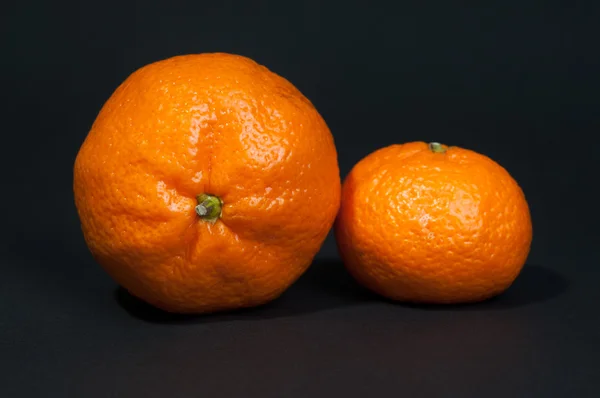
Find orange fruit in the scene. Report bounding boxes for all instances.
[335,141,532,304]
[73,53,341,314]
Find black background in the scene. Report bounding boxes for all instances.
[2,1,599,397]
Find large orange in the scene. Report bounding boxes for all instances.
[73,53,341,314]
[335,142,532,304]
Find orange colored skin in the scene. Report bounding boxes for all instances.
[73,53,341,314]
[335,142,532,304]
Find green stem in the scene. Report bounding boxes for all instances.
[428,142,447,153]
[195,193,223,223]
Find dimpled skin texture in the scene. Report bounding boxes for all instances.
[73,53,341,314]
[335,142,532,304]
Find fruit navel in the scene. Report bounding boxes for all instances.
[195,193,223,223]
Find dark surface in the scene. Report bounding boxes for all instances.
[2,1,599,397]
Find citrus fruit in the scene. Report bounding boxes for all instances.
[73,53,341,314]
[334,141,532,304]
